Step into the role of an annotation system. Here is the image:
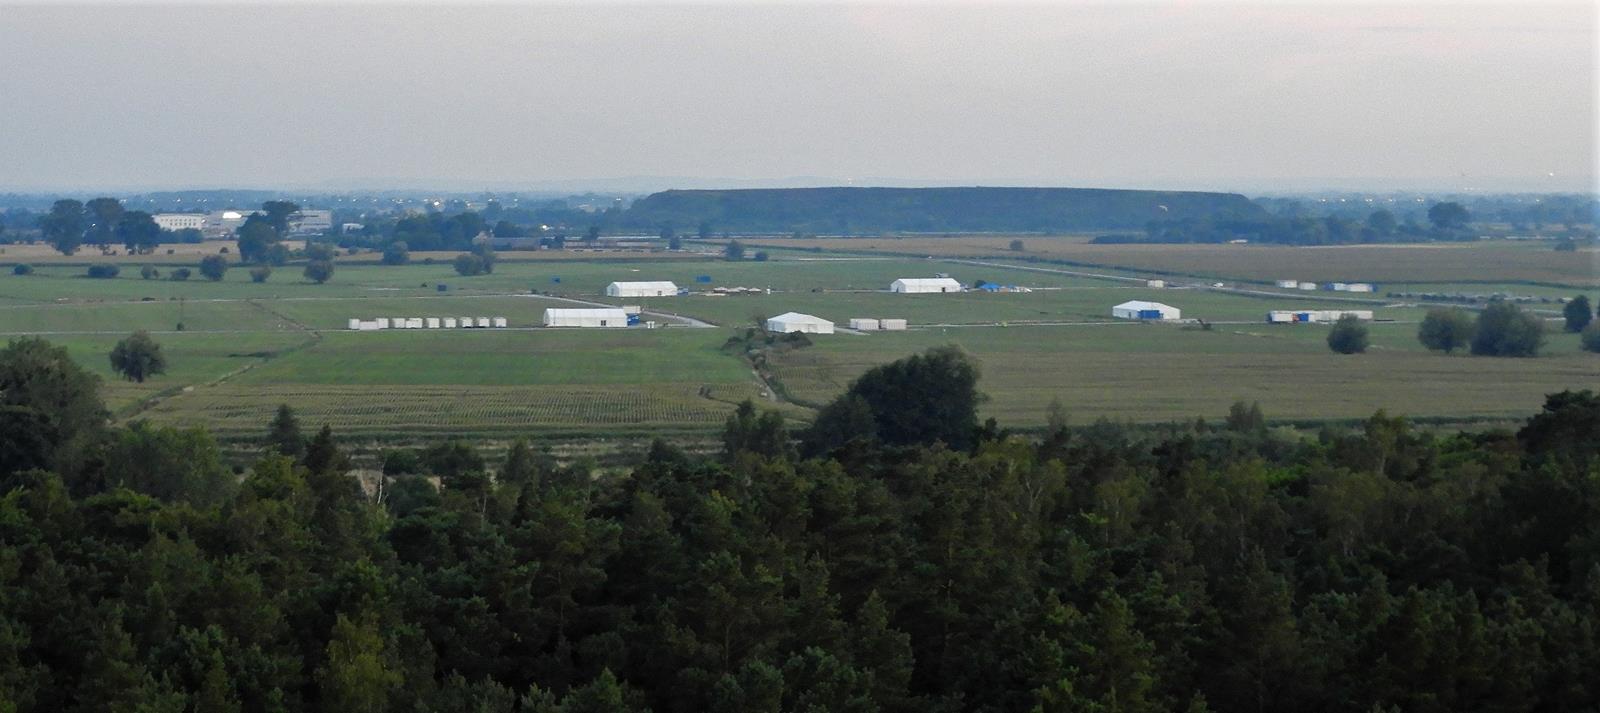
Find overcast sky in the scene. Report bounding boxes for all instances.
[0,2,1594,193]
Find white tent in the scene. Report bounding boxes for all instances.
[1112,300,1181,320]
[606,281,679,297]
[767,312,834,334]
[544,308,629,328]
[890,277,962,293]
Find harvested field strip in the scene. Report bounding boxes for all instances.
[140,382,795,436]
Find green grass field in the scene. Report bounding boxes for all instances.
[1,243,1592,440]
[726,237,1600,288]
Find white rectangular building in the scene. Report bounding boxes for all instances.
[880,318,908,331]
[459,317,474,328]
[849,318,880,330]
[1112,300,1181,320]
[767,312,835,334]
[1146,279,1166,289]
[891,277,962,293]
[492,317,508,328]
[544,308,629,328]
[606,281,679,297]
[476,317,491,328]
[426,318,441,329]
[443,318,457,328]
[1275,280,1300,289]
[153,213,207,231]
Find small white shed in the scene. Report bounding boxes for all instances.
[544,308,629,328]
[443,318,458,328]
[492,317,508,328]
[459,317,474,328]
[880,318,908,331]
[1112,300,1181,320]
[767,312,834,334]
[426,318,441,329]
[606,281,679,297]
[849,318,880,330]
[476,317,491,328]
[891,277,962,293]
[348,318,362,330]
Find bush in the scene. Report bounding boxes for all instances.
[249,266,272,283]
[1563,295,1592,333]
[1417,308,1474,354]
[753,251,769,262]
[453,253,487,277]
[382,241,410,266]
[1326,315,1369,354]
[1583,322,1600,353]
[169,267,192,281]
[86,264,120,279]
[1472,301,1544,357]
[140,265,159,280]
[199,255,228,282]
[1009,239,1025,251]
[12,264,32,275]
[303,259,334,284]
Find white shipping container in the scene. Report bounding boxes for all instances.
[348,318,362,330]
[477,317,491,328]
[492,317,508,328]
[1298,283,1318,291]
[375,318,390,329]
[849,318,880,330]
[1275,280,1299,289]
[426,318,441,329]
[459,317,474,328]
[881,319,908,331]
[443,318,457,328]
[1146,280,1166,289]
[407,318,424,329]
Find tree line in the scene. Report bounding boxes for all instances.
[2,337,1599,711]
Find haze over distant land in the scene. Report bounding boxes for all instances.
[0,3,1594,193]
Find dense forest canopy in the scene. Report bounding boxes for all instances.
[623,187,1267,233]
[2,338,1598,712]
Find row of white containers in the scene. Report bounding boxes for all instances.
[1266,310,1375,324]
[348,317,508,331]
[848,318,908,331]
[1275,280,1375,292]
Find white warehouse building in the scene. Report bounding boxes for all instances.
[1112,300,1181,321]
[767,312,834,334]
[890,277,962,293]
[606,281,679,297]
[544,308,629,328]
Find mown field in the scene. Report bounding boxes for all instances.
[766,323,1599,425]
[0,242,1593,440]
[725,237,1600,288]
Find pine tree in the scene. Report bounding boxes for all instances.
[266,404,304,459]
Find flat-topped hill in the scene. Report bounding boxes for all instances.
[625,186,1265,233]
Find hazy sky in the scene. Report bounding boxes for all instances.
[0,2,1594,192]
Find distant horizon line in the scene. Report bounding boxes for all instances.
[1,175,1595,198]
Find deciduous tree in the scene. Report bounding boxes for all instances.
[109,331,167,383]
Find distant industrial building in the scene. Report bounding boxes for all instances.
[767,312,834,334]
[1275,280,1301,289]
[1145,279,1166,289]
[891,277,962,293]
[1112,300,1181,320]
[153,213,206,231]
[544,308,629,328]
[288,210,333,235]
[606,281,680,297]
